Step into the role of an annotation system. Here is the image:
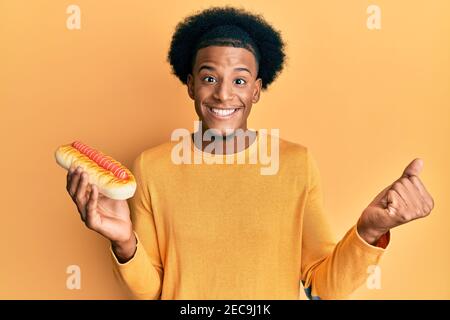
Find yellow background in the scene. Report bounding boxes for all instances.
[1,0,449,299]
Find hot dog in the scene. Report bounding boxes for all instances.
[55,141,136,200]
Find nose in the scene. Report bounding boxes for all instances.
[213,80,234,102]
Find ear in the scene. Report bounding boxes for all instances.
[252,78,262,103]
[187,74,195,100]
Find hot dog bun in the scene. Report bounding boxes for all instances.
[55,142,136,200]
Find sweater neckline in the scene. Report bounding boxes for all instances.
[190,130,259,160]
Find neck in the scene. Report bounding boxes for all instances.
[192,126,257,155]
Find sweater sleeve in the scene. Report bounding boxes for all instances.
[300,149,389,300]
[110,152,163,299]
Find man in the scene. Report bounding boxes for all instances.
[66,6,434,299]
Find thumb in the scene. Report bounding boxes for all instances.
[401,158,424,178]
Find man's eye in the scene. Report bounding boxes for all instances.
[203,76,216,83]
[234,78,246,85]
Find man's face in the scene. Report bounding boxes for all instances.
[187,46,262,136]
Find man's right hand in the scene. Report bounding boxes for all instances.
[66,165,136,262]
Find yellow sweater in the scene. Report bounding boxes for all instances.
[110,131,388,299]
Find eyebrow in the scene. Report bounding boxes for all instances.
[198,65,252,76]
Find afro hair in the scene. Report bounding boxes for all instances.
[167,6,286,91]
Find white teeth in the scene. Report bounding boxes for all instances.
[210,107,237,116]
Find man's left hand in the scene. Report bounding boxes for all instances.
[357,158,434,245]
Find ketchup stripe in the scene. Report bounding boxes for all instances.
[106,162,114,170]
[93,154,101,163]
[112,166,120,175]
[71,141,128,180]
[86,149,94,158]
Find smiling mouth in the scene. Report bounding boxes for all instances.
[205,105,242,118]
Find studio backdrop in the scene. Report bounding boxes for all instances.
[1,0,449,299]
